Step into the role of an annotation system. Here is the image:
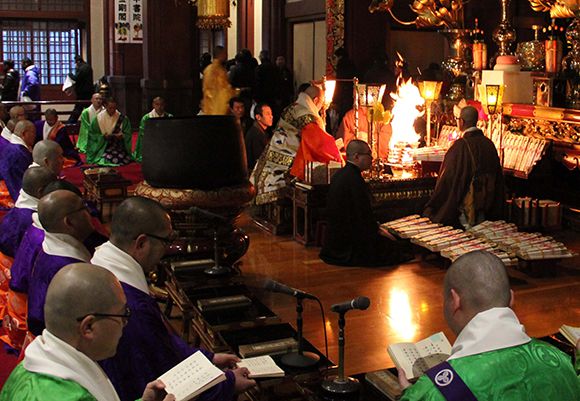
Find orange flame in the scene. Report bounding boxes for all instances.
[389,77,424,149]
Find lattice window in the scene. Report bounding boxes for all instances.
[1,20,81,85]
[0,0,84,12]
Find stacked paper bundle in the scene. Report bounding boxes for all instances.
[411,146,447,162]
[468,221,518,241]
[439,239,517,266]
[494,232,574,260]
[502,134,547,176]
[380,215,441,238]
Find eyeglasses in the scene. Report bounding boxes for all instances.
[357,152,372,157]
[76,305,131,325]
[144,231,177,246]
[65,204,89,217]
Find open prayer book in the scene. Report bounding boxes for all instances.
[387,332,452,380]
[559,324,580,345]
[237,355,285,378]
[158,351,225,401]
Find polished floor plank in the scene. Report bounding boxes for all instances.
[238,215,580,376]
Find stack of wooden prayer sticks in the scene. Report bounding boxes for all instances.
[381,215,574,264]
[489,131,548,177]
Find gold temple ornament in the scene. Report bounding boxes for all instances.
[190,0,236,30]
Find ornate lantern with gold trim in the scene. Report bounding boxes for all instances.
[191,0,235,30]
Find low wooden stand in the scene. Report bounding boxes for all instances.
[83,169,131,221]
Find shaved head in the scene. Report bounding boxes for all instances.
[459,106,479,128]
[444,251,511,333]
[9,106,25,121]
[13,120,35,138]
[45,263,123,341]
[33,140,64,175]
[110,196,170,249]
[14,120,36,148]
[21,167,57,199]
[38,190,85,232]
[346,139,370,160]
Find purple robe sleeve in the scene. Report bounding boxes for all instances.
[99,284,234,401]
[27,253,82,335]
[0,208,34,257]
[9,226,43,293]
[0,145,33,201]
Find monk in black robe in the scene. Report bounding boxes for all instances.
[320,140,409,267]
[424,106,505,228]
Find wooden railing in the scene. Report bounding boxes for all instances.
[1,99,91,121]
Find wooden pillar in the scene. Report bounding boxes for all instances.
[237,0,254,52]
[141,0,198,117]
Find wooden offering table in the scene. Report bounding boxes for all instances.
[82,168,131,220]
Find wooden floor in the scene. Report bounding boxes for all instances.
[236,214,580,376]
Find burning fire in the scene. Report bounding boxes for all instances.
[389,77,424,149]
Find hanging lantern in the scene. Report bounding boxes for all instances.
[194,0,233,30]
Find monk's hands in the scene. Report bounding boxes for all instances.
[212,353,240,369]
[142,379,175,401]
[232,367,257,393]
[397,367,412,390]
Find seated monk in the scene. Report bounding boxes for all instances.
[86,97,133,166]
[0,167,56,332]
[34,109,81,167]
[0,120,36,207]
[27,190,94,336]
[76,93,104,154]
[0,263,174,401]
[320,140,410,267]
[1,180,106,351]
[134,96,173,162]
[31,140,65,176]
[397,251,579,400]
[1,106,26,154]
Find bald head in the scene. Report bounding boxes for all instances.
[110,196,170,249]
[42,179,82,197]
[38,190,85,232]
[33,140,64,175]
[13,120,34,138]
[21,167,57,199]
[45,263,123,341]
[459,106,479,129]
[14,120,36,148]
[444,251,511,332]
[9,106,25,122]
[346,139,370,161]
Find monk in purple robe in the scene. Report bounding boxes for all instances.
[27,190,94,336]
[31,140,65,176]
[0,120,36,201]
[93,197,256,401]
[0,167,56,257]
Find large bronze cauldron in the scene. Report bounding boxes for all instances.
[142,115,248,190]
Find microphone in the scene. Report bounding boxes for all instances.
[189,207,227,222]
[330,296,370,314]
[264,279,318,300]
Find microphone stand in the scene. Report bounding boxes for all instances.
[280,295,320,368]
[322,312,360,394]
[203,227,232,276]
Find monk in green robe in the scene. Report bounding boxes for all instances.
[76,93,104,154]
[397,251,579,400]
[86,97,133,166]
[133,96,172,162]
[0,263,174,401]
